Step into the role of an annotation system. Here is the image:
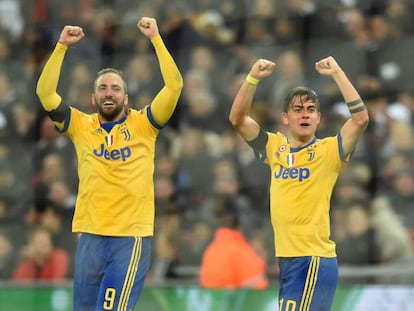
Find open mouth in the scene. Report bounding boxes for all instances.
[103,100,115,106]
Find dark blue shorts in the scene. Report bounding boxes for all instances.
[278,256,338,311]
[73,233,152,311]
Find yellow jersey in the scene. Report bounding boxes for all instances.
[36,34,183,238]
[263,132,345,257]
[65,106,159,237]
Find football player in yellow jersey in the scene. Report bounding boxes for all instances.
[36,17,183,311]
[229,56,369,311]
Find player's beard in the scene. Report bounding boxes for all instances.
[96,96,127,121]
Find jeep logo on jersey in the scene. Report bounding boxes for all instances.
[93,144,131,161]
[274,166,310,182]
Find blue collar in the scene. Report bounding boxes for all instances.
[101,114,127,133]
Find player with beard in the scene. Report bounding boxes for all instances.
[36,17,183,311]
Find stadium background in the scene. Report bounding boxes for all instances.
[0,0,414,310]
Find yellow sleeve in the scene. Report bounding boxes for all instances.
[36,42,68,111]
[149,35,183,126]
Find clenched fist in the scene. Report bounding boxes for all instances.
[58,26,85,46]
[137,17,159,39]
[249,58,276,81]
[315,56,343,76]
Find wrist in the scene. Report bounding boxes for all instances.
[331,69,346,80]
[246,74,260,86]
[150,34,162,43]
[56,42,69,51]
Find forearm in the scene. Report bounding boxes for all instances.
[332,70,361,102]
[229,58,274,140]
[36,43,67,111]
[151,35,183,91]
[149,35,183,125]
[229,79,257,126]
[229,77,261,141]
[332,70,368,120]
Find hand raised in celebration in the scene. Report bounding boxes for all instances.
[58,26,85,46]
[315,56,343,76]
[137,17,159,39]
[249,58,276,81]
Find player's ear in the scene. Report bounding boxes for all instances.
[91,94,96,106]
[124,94,128,107]
[281,112,288,125]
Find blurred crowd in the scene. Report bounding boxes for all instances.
[0,0,414,285]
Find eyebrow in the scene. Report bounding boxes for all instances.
[97,82,122,88]
[291,102,317,108]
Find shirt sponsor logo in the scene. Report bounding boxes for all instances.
[93,144,131,161]
[274,166,310,182]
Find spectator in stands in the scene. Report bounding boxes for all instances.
[31,202,76,278]
[0,34,25,84]
[123,54,160,110]
[0,0,24,41]
[11,225,69,282]
[199,194,268,289]
[32,152,76,214]
[0,230,17,279]
[0,143,27,201]
[370,196,414,264]
[181,220,212,267]
[160,2,204,74]
[270,49,306,116]
[375,167,414,238]
[31,115,75,177]
[340,6,370,49]
[336,204,382,266]
[172,125,217,196]
[65,62,95,113]
[0,72,17,118]
[151,206,181,283]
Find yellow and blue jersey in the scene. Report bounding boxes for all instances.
[36,30,183,310]
[62,105,160,237]
[255,131,346,258]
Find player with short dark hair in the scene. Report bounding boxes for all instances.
[229,56,369,311]
[36,17,183,311]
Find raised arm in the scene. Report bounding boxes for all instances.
[315,56,369,158]
[229,59,276,141]
[137,17,183,126]
[36,26,85,112]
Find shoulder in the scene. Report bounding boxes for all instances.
[267,131,288,146]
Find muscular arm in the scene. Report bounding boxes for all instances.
[315,57,369,158]
[333,70,369,157]
[229,59,276,142]
[149,35,183,126]
[36,25,84,129]
[229,79,261,142]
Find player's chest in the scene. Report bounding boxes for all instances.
[271,143,320,168]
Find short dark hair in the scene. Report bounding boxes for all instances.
[94,68,127,93]
[283,86,320,112]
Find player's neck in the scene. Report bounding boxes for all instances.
[288,135,315,148]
